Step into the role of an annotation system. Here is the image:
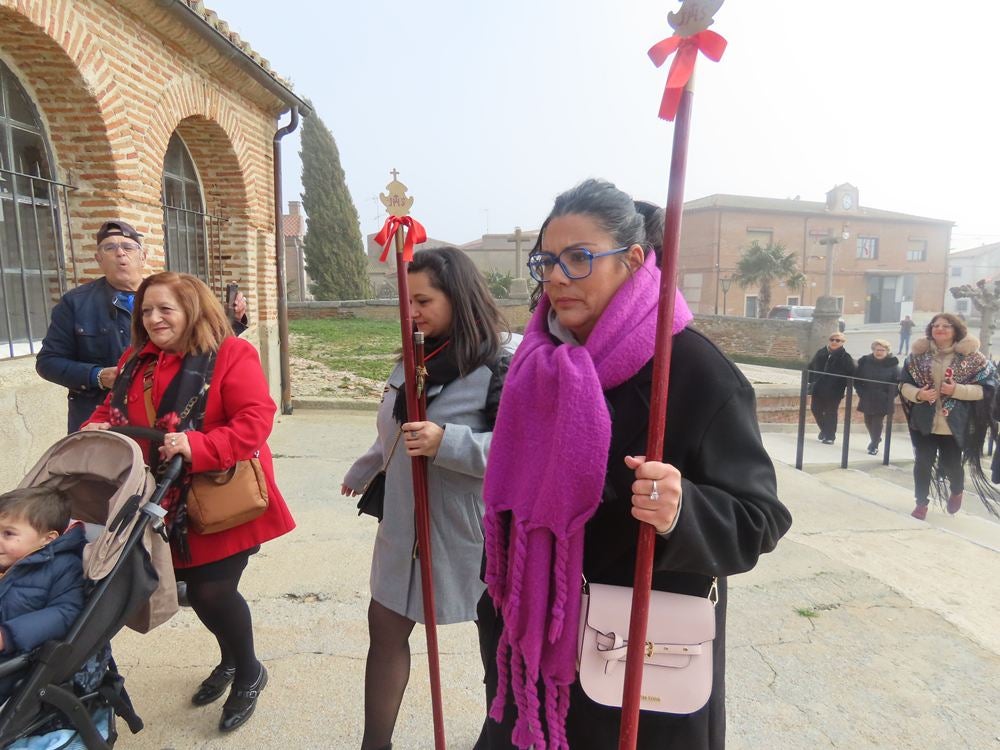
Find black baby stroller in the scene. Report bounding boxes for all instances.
[0,428,183,749]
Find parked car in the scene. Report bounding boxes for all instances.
[767,305,846,332]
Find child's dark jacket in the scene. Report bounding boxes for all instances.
[0,525,85,656]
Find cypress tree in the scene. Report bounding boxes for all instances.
[299,103,367,300]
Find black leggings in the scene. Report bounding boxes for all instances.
[175,547,259,684]
[911,432,963,505]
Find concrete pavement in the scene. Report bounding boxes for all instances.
[108,409,1000,749]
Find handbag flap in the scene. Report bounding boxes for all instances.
[586,582,715,647]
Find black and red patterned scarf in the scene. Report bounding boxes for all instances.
[108,348,216,560]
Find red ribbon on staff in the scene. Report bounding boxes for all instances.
[648,29,727,121]
[374,215,427,263]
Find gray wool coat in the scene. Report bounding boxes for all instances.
[344,339,516,624]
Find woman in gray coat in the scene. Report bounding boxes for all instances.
[341,246,516,750]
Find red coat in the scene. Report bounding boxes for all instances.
[87,337,295,567]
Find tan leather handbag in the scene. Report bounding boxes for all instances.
[187,455,269,534]
[577,579,717,714]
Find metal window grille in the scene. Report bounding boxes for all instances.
[0,168,75,359]
[161,203,227,293]
[0,59,75,360]
[161,133,228,294]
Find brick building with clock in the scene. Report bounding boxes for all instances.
[676,183,953,326]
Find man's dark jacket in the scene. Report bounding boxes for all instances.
[35,278,131,433]
[807,346,856,401]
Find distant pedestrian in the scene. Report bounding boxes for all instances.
[899,313,998,520]
[854,339,899,455]
[808,333,856,444]
[898,315,915,354]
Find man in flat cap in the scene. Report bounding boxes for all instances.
[36,220,247,432]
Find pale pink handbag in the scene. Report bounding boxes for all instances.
[577,579,718,714]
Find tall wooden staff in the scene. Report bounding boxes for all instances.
[373,171,447,749]
[619,3,727,748]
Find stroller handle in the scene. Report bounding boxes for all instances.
[108,425,167,443]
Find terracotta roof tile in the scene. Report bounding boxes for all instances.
[192,1,295,91]
[282,213,305,237]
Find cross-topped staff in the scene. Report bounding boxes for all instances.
[619,2,727,748]
[373,171,446,749]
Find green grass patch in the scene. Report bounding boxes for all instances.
[290,317,399,382]
[795,607,819,618]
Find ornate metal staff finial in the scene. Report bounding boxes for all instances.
[668,0,724,37]
[379,168,414,218]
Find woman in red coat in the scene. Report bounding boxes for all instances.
[84,272,295,732]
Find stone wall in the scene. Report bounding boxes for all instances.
[0,360,68,491]
[289,304,832,361]
[691,315,817,363]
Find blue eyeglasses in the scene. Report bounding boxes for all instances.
[527,246,629,282]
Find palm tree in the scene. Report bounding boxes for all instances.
[734,241,803,317]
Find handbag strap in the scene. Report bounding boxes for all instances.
[141,361,157,427]
[381,427,404,471]
[582,574,720,608]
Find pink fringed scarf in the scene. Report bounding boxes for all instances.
[483,251,693,749]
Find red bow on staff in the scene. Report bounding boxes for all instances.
[648,29,727,121]
[375,215,427,263]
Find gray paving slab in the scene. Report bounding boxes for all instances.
[104,409,1000,749]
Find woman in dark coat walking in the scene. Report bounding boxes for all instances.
[854,338,900,454]
[808,334,856,444]
[475,180,791,750]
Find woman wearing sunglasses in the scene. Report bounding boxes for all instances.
[475,179,791,750]
[807,333,856,445]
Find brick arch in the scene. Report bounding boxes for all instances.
[143,75,253,220]
[0,2,124,196]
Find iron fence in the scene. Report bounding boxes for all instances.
[0,167,76,359]
[795,370,903,470]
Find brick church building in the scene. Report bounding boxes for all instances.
[0,0,307,488]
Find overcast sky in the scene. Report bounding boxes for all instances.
[206,0,1000,251]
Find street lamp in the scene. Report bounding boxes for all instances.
[719,275,734,315]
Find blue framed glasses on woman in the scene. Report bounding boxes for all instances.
[527,246,630,282]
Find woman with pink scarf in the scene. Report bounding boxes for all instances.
[475,179,791,750]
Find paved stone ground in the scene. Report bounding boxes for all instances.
[102,410,1000,749]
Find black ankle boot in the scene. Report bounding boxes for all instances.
[219,663,268,732]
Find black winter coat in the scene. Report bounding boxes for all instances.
[807,346,855,401]
[854,353,900,416]
[478,328,791,750]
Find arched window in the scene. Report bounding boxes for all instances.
[0,60,67,359]
[162,132,209,279]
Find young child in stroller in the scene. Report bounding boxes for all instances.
[0,486,85,702]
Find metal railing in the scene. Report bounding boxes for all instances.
[162,204,228,295]
[0,167,76,359]
[795,370,902,470]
